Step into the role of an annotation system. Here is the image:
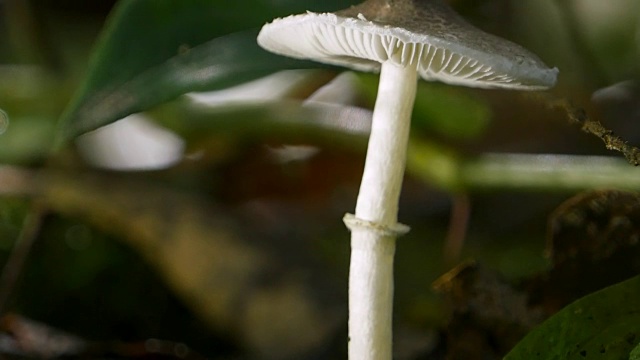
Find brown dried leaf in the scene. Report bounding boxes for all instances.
[527,190,640,312]
[433,262,544,360]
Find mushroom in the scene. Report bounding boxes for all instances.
[257,0,558,358]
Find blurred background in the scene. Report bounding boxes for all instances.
[0,0,639,359]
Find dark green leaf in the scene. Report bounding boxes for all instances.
[57,30,323,143]
[56,0,359,144]
[504,275,640,360]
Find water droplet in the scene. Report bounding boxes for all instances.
[0,110,8,135]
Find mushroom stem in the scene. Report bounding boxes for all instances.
[344,61,417,360]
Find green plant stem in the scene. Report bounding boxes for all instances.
[0,204,46,313]
[462,153,640,190]
[407,140,640,192]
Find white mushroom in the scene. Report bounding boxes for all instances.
[258,0,558,359]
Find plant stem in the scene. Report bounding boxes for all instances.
[443,193,471,267]
[407,141,640,192]
[0,165,37,196]
[0,204,45,313]
[344,61,417,360]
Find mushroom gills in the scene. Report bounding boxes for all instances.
[273,18,525,88]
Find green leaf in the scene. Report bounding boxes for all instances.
[406,140,462,192]
[504,275,640,360]
[57,30,320,143]
[412,83,492,139]
[630,342,640,360]
[56,0,358,144]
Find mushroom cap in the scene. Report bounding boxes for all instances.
[258,0,558,90]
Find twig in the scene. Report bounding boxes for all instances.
[546,97,640,166]
[0,166,38,196]
[443,194,471,268]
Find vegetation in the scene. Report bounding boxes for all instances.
[0,0,639,359]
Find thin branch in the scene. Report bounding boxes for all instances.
[443,194,471,268]
[0,166,38,196]
[545,97,640,166]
